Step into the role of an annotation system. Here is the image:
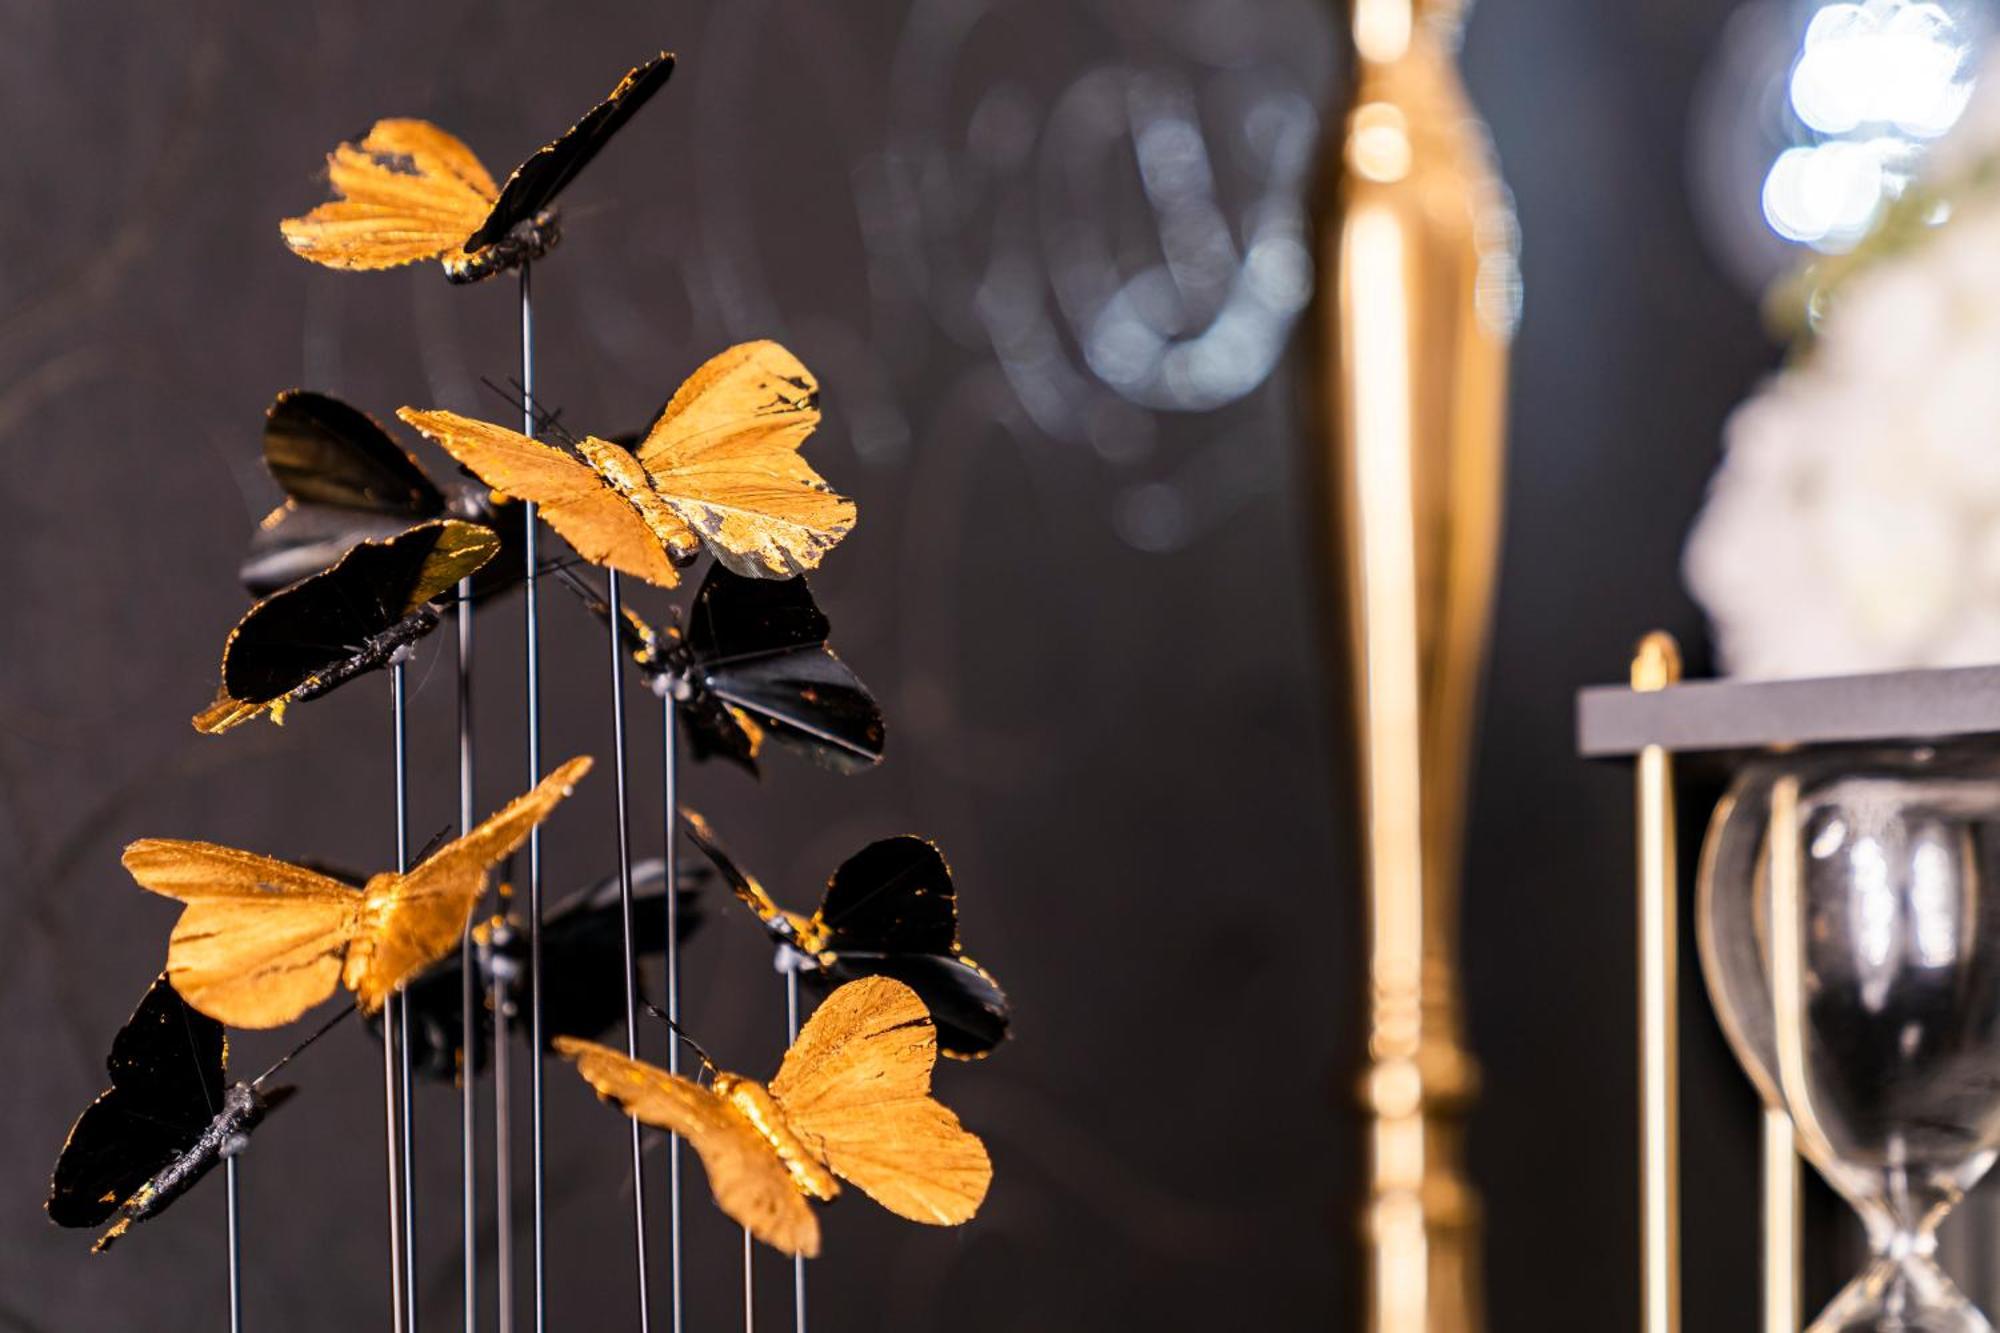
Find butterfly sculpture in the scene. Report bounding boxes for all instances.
[559,975,991,1257]
[243,389,523,598]
[398,341,854,588]
[195,518,499,734]
[559,562,884,775]
[280,53,674,283]
[390,857,705,1080]
[48,975,293,1252]
[679,811,1009,1058]
[122,756,592,1028]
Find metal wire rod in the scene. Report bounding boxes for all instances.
[457,577,478,1333]
[520,259,549,1333]
[226,1155,243,1333]
[663,699,685,1333]
[607,570,654,1329]
[385,665,410,1333]
[784,962,806,1333]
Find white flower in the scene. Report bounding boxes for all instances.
[1684,196,2000,676]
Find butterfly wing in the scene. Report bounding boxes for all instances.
[817,953,1010,1060]
[280,119,498,270]
[213,519,498,710]
[631,342,855,579]
[123,842,361,1029]
[263,390,444,515]
[48,975,224,1227]
[244,391,451,594]
[468,53,676,250]
[813,838,959,957]
[556,1037,820,1257]
[768,976,991,1226]
[398,409,686,587]
[684,567,883,771]
[344,756,591,1012]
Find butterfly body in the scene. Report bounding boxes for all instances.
[710,1073,840,1203]
[441,208,559,285]
[94,1081,291,1252]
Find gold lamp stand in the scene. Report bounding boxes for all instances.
[1307,1,1516,1329]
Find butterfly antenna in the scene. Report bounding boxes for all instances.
[477,376,580,447]
[412,822,455,866]
[641,1001,717,1075]
[251,1003,357,1087]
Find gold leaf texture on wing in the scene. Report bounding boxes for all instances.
[345,755,592,1012]
[771,976,991,1226]
[397,409,687,588]
[633,342,855,579]
[121,842,360,1029]
[280,119,498,271]
[555,1037,822,1257]
[407,518,504,610]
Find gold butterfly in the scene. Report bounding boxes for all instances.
[558,975,990,1257]
[280,54,674,284]
[398,341,854,588]
[123,756,592,1029]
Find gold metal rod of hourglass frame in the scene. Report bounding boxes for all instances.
[1632,632,1682,1333]
[1768,775,1838,1324]
[1307,0,1516,1327]
[1762,1105,1803,1333]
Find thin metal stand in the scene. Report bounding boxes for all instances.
[1632,633,1681,1333]
[662,700,685,1333]
[520,260,549,1333]
[493,955,516,1333]
[457,579,478,1333]
[743,1228,755,1333]
[606,570,654,1330]
[386,664,411,1333]
[783,963,806,1333]
[226,1155,243,1333]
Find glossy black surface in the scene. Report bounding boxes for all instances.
[222,523,464,705]
[672,566,887,775]
[386,858,705,1080]
[48,975,225,1229]
[464,52,676,252]
[682,813,1010,1057]
[242,390,525,599]
[48,975,291,1250]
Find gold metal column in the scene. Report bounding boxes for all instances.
[1632,633,1682,1333]
[1761,1107,1802,1333]
[1308,2,1516,1329]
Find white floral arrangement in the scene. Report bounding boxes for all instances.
[1683,54,2000,678]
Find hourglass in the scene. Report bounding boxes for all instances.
[1701,746,2000,1332]
[1579,641,2000,1332]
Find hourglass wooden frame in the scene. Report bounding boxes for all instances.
[1575,630,2000,1333]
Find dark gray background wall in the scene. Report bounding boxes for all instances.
[1,1,1783,1328]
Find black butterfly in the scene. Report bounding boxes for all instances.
[48,975,293,1252]
[388,858,706,1081]
[561,562,886,776]
[197,518,499,734]
[679,810,1010,1058]
[283,53,676,284]
[243,389,525,598]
